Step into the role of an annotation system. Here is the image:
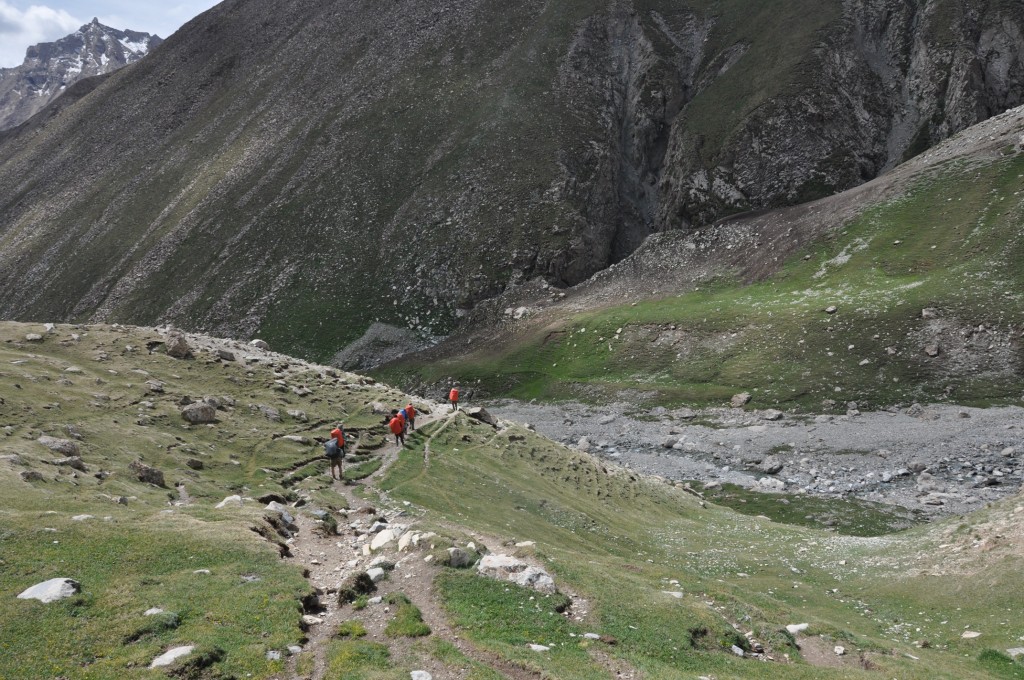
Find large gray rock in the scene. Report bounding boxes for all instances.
[465,406,497,427]
[17,578,80,603]
[129,459,166,487]
[731,393,751,408]
[181,402,217,424]
[37,436,79,456]
[48,456,87,471]
[509,566,556,594]
[165,331,192,359]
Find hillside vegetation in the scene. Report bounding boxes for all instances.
[0,0,1021,363]
[2,322,1022,679]
[380,106,1024,411]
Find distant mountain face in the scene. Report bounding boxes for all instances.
[0,18,162,130]
[0,0,1021,364]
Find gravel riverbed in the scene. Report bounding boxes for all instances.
[486,400,1024,518]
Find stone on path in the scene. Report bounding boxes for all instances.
[301,615,323,627]
[370,529,399,551]
[150,646,194,668]
[17,578,80,603]
[786,623,809,634]
[367,567,386,582]
[411,672,432,680]
[266,501,295,525]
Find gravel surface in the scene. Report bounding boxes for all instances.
[486,400,1024,518]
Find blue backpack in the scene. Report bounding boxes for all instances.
[324,439,342,459]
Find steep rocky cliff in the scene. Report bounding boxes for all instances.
[0,0,1020,363]
[0,19,162,131]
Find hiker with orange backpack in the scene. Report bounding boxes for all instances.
[388,412,406,446]
[449,385,460,411]
[404,403,416,430]
[325,424,346,480]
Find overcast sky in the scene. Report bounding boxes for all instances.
[0,0,221,67]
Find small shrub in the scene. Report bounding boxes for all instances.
[338,572,376,605]
[336,620,367,638]
[383,592,431,638]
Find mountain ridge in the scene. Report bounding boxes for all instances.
[0,0,1021,365]
[0,18,162,131]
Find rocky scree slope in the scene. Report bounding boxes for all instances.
[0,0,1022,365]
[0,18,161,131]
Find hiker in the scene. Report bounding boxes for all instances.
[388,412,406,446]
[449,385,460,411]
[405,403,416,431]
[398,406,412,435]
[325,425,345,480]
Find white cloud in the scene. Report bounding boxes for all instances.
[0,2,81,68]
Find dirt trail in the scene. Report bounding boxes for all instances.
[276,408,550,680]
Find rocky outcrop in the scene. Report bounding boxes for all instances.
[0,19,161,131]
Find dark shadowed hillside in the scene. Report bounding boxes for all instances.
[0,0,1021,363]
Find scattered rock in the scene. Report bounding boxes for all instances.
[17,578,80,603]
[301,615,324,627]
[923,344,941,358]
[181,403,217,424]
[129,459,166,487]
[186,458,204,470]
[824,306,838,314]
[510,566,556,593]
[71,514,94,521]
[576,436,591,451]
[164,331,192,359]
[528,644,550,652]
[786,623,809,634]
[762,409,784,421]
[149,646,194,668]
[215,495,243,509]
[757,457,784,475]
[731,393,751,408]
[48,456,87,471]
[216,349,236,362]
[410,672,432,680]
[962,631,981,639]
[367,567,386,582]
[834,645,846,656]
[25,333,43,342]
[249,339,270,350]
[37,436,79,456]
[731,645,745,657]
[465,406,497,426]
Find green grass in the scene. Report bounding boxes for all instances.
[382,153,1024,410]
[378,418,1024,679]
[699,482,925,536]
[382,593,431,638]
[0,323,401,679]
[336,620,368,638]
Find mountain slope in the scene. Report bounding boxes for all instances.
[0,0,1021,363]
[380,104,1024,409]
[0,19,162,131]
[1,321,1022,679]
